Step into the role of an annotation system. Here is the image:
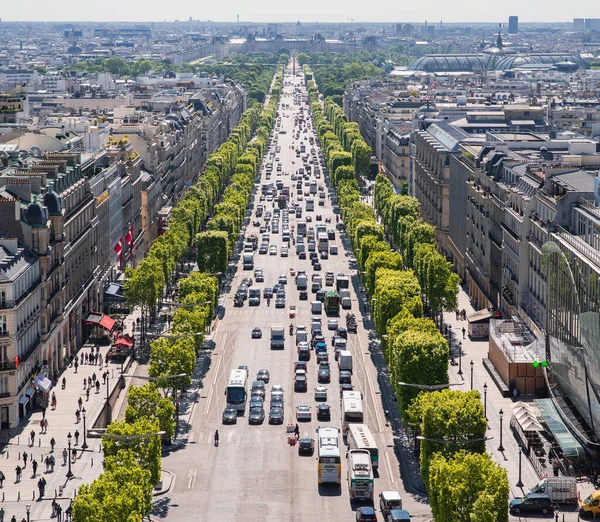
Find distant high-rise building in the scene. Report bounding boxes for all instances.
[585,18,600,31]
[574,18,585,31]
[508,16,518,34]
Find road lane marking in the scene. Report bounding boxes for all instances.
[356,334,383,433]
[188,467,197,489]
[385,452,395,484]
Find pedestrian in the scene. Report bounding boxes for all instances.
[83,377,87,389]
[74,430,80,445]
[86,388,90,401]
[71,448,77,463]
[74,354,79,365]
[75,409,80,423]
[294,424,299,438]
[10,515,15,522]
[62,376,66,389]
[44,418,49,434]
[513,388,519,401]
[462,327,466,339]
[102,372,106,385]
[32,459,38,477]
[30,429,35,446]
[51,501,58,517]
[95,380,100,394]
[65,503,72,521]
[42,407,46,419]
[105,354,109,365]
[87,376,91,388]
[15,465,22,482]
[92,372,97,384]
[0,469,5,487]
[51,391,57,409]
[22,451,27,467]
[552,458,560,477]
[78,397,83,410]
[0,506,4,522]
[38,476,46,497]
[74,360,78,373]
[99,357,103,370]
[50,436,56,452]
[45,456,50,472]
[95,352,99,365]
[49,454,55,472]
[84,352,88,364]
[56,504,63,522]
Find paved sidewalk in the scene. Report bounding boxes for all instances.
[0,342,123,521]
[443,287,596,516]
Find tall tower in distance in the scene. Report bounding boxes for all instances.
[508,16,519,34]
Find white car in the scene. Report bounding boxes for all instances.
[327,319,338,331]
[314,387,328,401]
[280,246,288,257]
[269,245,277,255]
[271,385,284,399]
[296,404,312,420]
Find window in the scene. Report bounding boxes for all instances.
[0,316,6,335]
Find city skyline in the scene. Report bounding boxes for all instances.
[1,0,600,24]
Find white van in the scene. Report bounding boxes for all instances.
[311,301,323,314]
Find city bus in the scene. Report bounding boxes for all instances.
[341,391,364,439]
[347,449,374,500]
[347,424,379,471]
[317,427,342,484]
[317,232,329,252]
[226,368,248,412]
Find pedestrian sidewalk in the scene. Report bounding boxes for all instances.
[0,342,124,521]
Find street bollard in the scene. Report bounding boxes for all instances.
[32,490,35,501]
[17,491,20,501]
[18,451,20,460]
[38,439,41,447]
[2,492,4,501]
[55,489,57,498]
[91,458,93,467]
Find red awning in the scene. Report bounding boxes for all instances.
[113,336,134,348]
[99,315,115,331]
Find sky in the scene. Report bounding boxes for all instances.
[1,0,599,24]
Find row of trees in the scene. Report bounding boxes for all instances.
[307,67,508,521]
[71,64,285,522]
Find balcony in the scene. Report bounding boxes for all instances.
[0,359,17,372]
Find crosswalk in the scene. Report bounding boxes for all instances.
[226,306,314,316]
[196,427,298,445]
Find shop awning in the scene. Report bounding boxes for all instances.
[35,374,53,393]
[113,336,134,348]
[25,387,35,397]
[104,283,127,303]
[536,399,587,460]
[84,312,115,331]
[18,395,29,405]
[467,309,493,324]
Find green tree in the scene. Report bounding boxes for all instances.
[352,140,372,179]
[103,418,162,485]
[125,384,176,441]
[428,452,509,522]
[196,230,228,274]
[364,250,403,296]
[148,336,196,393]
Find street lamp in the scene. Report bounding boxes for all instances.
[26,504,31,522]
[470,360,474,390]
[66,432,73,479]
[516,445,524,488]
[106,373,111,425]
[498,409,505,452]
[82,407,88,450]
[483,382,488,421]
[457,341,463,377]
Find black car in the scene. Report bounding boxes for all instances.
[509,495,553,516]
[309,252,318,261]
[317,404,331,421]
[320,250,328,260]
[270,396,284,410]
[339,370,352,384]
[298,437,315,456]
[248,407,265,424]
[263,287,273,299]
[299,290,308,300]
[313,262,322,271]
[222,407,238,424]
[275,297,286,308]
[336,327,348,339]
[340,383,353,397]
[316,289,326,302]
[294,375,307,392]
[316,351,329,363]
[298,251,307,260]
[269,407,284,424]
[318,366,331,383]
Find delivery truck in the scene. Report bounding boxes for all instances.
[527,476,578,504]
[338,350,353,373]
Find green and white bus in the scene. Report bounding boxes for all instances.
[347,449,374,500]
[347,424,379,471]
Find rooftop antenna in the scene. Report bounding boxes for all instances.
[236,14,239,24]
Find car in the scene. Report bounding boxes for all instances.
[280,246,288,257]
[269,407,284,424]
[263,287,273,299]
[296,404,312,421]
[249,395,264,409]
[275,297,286,308]
[236,286,248,300]
[356,506,377,522]
[238,365,249,372]
[330,245,338,255]
[269,245,277,255]
[336,326,348,339]
[315,289,326,302]
[222,407,238,424]
[317,351,329,363]
[298,251,307,260]
[340,383,353,397]
[248,407,265,424]
[328,229,336,240]
[339,370,352,384]
[258,244,268,255]
[271,385,284,399]
[273,283,283,294]
[294,373,307,392]
[251,380,266,399]
[241,278,253,287]
[314,386,327,401]
[299,290,308,300]
[320,250,328,260]
[257,369,270,383]
[298,437,315,455]
[313,262,322,271]
[255,271,264,282]
[327,319,338,331]
[252,327,262,339]
[259,225,267,233]
[509,495,553,516]
[318,366,331,383]
[270,396,284,409]
[316,404,331,422]
[295,361,308,372]
[278,274,287,285]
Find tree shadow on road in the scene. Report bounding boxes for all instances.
[151,496,172,519]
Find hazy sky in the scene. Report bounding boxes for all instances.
[1,0,598,23]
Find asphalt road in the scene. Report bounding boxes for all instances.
[157,67,432,522]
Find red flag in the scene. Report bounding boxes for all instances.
[125,226,132,245]
[114,237,122,257]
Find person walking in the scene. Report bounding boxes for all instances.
[44,418,49,433]
[74,359,78,373]
[87,376,91,388]
[78,397,83,410]
[45,456,50,472]
[62,447,68,466]
[214,430,219,447]
[22,451,27,468]
[15,465,22,482]
[56,504,63,522]
[65,503,72,521]
[10,515,15,522]
[84,353,88,364]
[50,436,56,452]
[49,454,55,472]
[38,476,46,498]
[294,424,300,439]
[462,327,466,339]
[74,430,80,446]
[32,459,38,477]
[75,409,80,423]
[30,429,35,446]
[95,380,100,394]
[86,388,90,401]
[62,376,66,389]
[71,448,77,463]
[102,372,106,385]
[51,392,57,409]
[0,469,5,488]
[0,506,4,522]
[92,372,97,384]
